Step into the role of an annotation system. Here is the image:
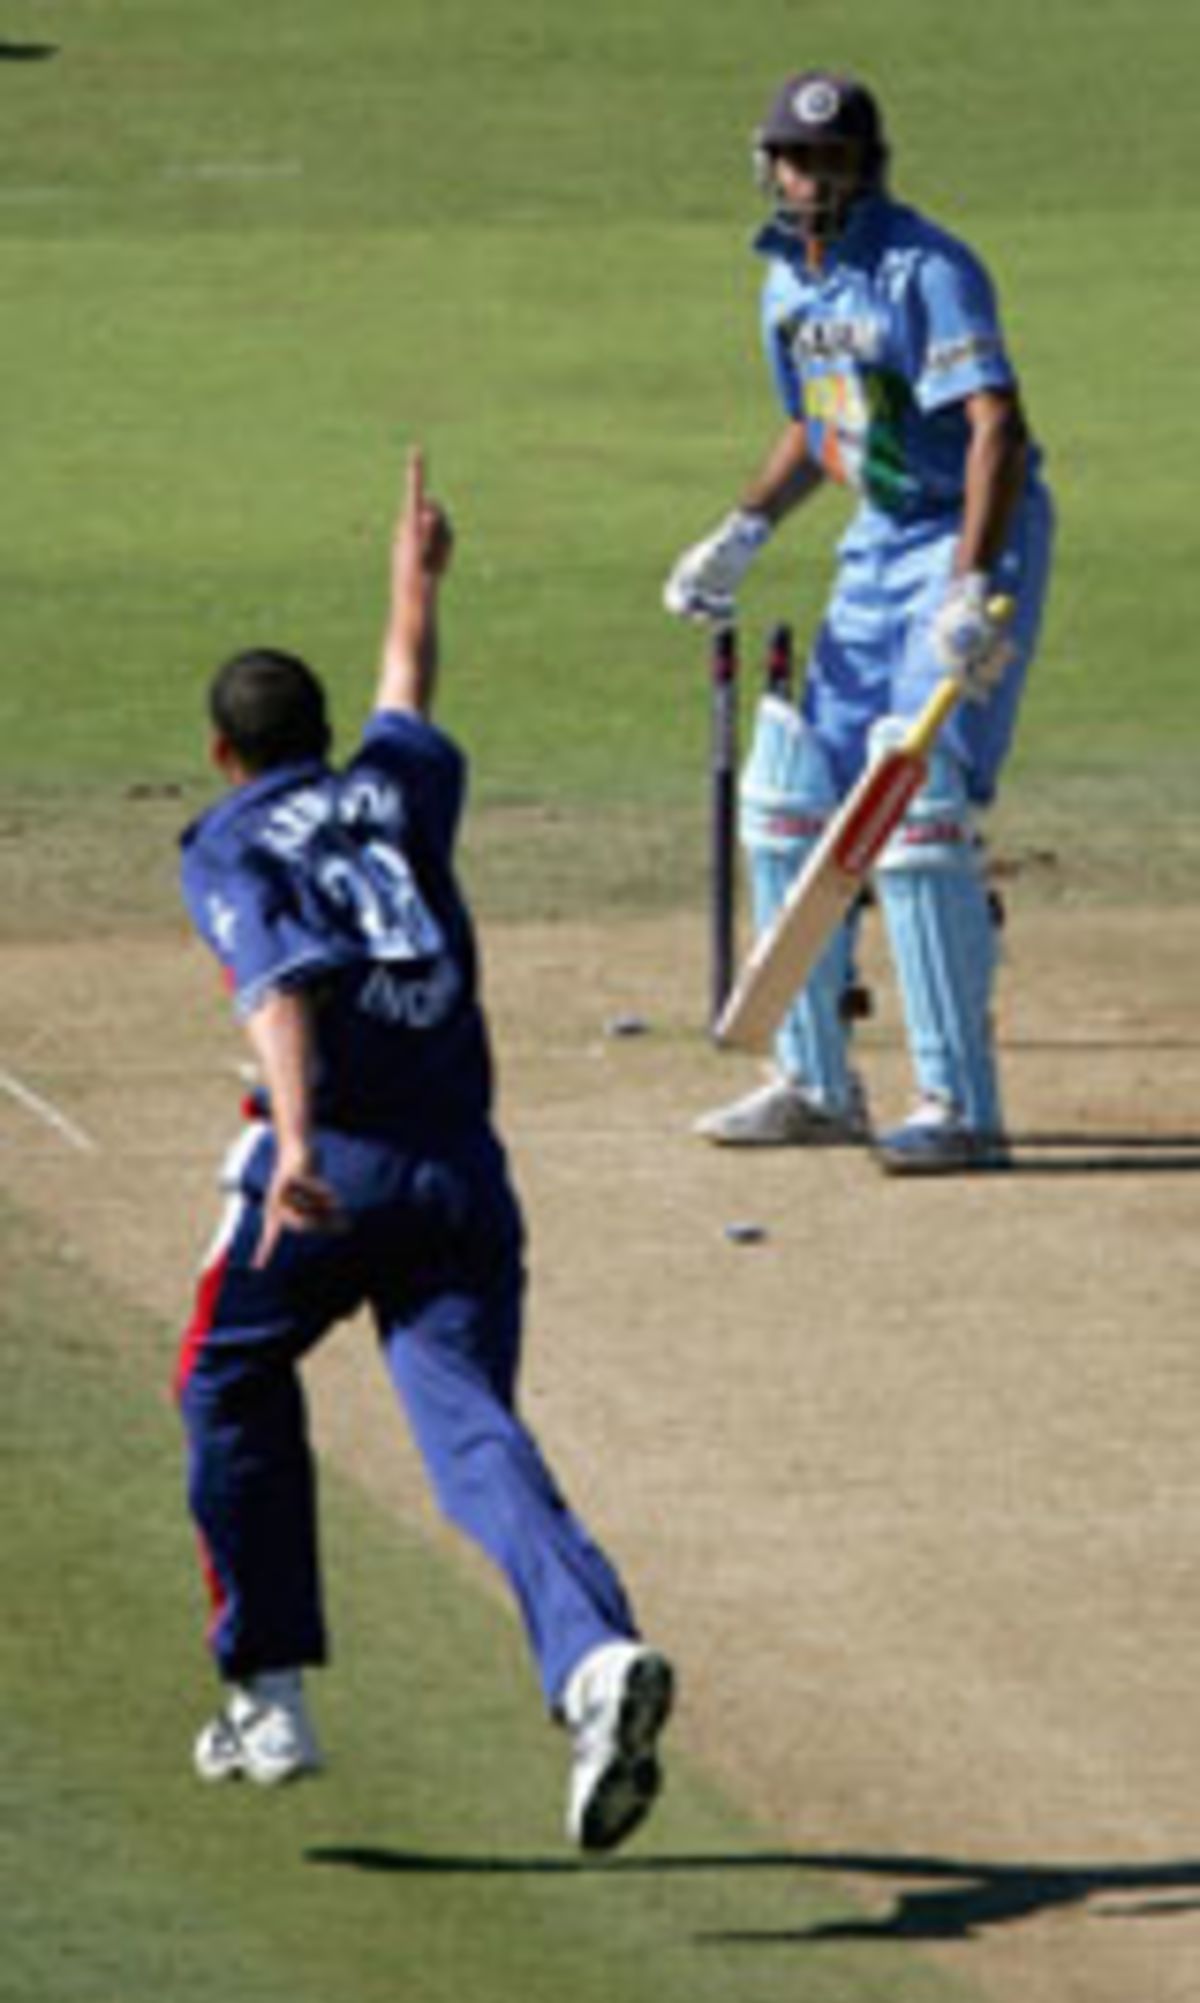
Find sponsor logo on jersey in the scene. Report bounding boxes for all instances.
[925,330,1002,379]
[794,314,883,364]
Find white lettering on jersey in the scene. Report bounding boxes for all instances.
[208,892,240,953]
[338,773,403,834]
[316,842,444,962]
[358,958,461,1029]
[258,787,333,859]
[794,314,884,364]
[259,778,405,860]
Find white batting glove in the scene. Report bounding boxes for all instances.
[663,509,773,625]
[930,571,1013,699]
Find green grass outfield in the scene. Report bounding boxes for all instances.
[1,0,1197,906]
[0,1197,978,2003]
[1,2,1196,1996]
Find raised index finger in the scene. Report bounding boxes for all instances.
[405,445,426,515]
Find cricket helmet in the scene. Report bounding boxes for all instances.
[754,71,889,246]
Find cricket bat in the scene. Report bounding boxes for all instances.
[714,603,1012,1053]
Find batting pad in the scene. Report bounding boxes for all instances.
[739,699,855,1113]
[874,732,1001,1132]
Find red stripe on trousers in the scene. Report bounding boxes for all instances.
[173,1248,230,1402]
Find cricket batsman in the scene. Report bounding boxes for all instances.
[664,70,1054,1171]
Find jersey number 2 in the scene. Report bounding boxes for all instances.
[317,841,444,964]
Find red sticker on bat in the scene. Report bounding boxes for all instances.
[832,757,924,876]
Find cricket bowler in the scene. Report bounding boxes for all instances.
[664,70,1054,1172]
[173,451,673,1850]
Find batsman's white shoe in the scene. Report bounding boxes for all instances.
[563,1641,674,1854]
[193,1669,321,1786]
[875,1096,1010,1176]
[694,1073,867,1147]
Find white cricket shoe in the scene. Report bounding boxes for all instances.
[693,1072,867,1147]
[563,1641,674,1854]
[875,1094,1010,1175]
[193,1669,321,1786]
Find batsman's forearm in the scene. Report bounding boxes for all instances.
[955,396,1029,576]
[741,422,826,525]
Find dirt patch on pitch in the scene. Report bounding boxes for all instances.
[3,905,1200,2003]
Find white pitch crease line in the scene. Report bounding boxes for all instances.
[0,1070,97,1153]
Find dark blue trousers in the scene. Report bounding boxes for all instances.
[175,1120,638,1707]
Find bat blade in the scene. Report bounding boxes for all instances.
[714,674,962,1053]
[715,599,1014,1054]
[714,844,862,1052]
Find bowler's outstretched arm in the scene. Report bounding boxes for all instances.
[376,447,455,719]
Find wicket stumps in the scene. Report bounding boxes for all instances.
[764,621,794,699]
[708,624,795,1031]
[708,625,739,1030]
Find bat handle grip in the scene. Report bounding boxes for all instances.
[901,594,1018,759]
[901,675,964,761]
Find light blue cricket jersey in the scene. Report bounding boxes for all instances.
[757,194,1041,522]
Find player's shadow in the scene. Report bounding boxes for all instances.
[1006,1130,1200,1175]
[307,1843,1200,1941]
[995,1026,1200,1173]
[0,40,59,59]
[696,1849,1200,1945]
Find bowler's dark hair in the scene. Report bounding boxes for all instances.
[208,648,332,771]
